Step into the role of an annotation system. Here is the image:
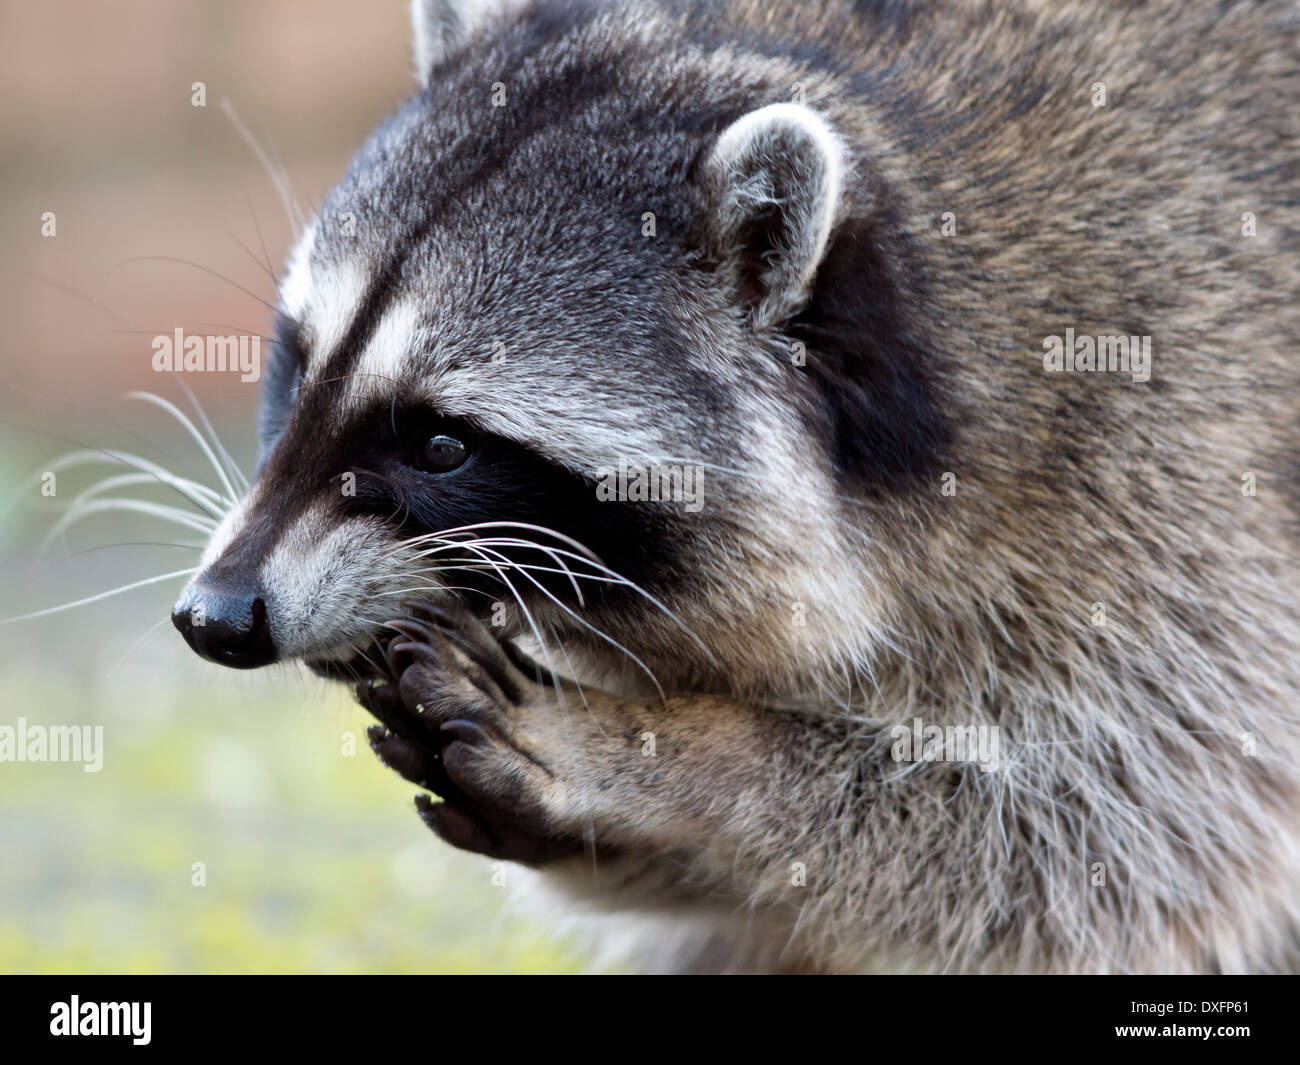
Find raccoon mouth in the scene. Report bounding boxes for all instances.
[304,597,463,683]
[306,652,387,683]
[304,633,395,684]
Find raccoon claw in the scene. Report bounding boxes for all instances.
[367,723,447,791]
[396,600,536,700]
[356,603,584,864]
[411,789,574,862]
[415,793,498,855]
[355,679,419,737]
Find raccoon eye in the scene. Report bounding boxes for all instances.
[420,434,468,473]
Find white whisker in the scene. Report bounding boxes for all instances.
[427,541,667,701]
[387,520,603,565]
[105,615,173,678]
[171,376,250,495]
[40,498,217,540]
[39,474,218,553]
[220,98,305,239]
[427,540,562,691]
[126,391,239,505]
[3,567,197,624]
[404,533,714,663]
[32,449,230,518]
[406,534,586,605]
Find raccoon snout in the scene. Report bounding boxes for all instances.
[171,580,277,669]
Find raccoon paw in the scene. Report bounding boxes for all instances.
[355,603,585,865]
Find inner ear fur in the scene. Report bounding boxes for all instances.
[700,104,949,493]
[411,0,532,82]
[699,102,847,329]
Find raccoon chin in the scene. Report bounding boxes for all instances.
[303,632,393,684]
[305,653,387,684]
[301,599,467,684]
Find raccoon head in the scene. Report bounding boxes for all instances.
[171,0,947,696]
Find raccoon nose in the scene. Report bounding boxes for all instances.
[171,581,277,669]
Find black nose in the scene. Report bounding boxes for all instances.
[171,581,277,669]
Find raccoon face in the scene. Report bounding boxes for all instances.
[170,0,947,692]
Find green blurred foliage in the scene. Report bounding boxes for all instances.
[0,669,586,974]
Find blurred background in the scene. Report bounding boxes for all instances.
[0,1,583,973]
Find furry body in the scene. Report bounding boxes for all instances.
[174,0,1300,972]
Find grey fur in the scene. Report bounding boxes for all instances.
[179,0,1300,972]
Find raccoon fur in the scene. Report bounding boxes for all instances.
[171,0,1300,973]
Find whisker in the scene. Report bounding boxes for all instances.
[390,529,593,603]
[105,615,173,679]
[20,271,132,328]
[229,227,277,283]
[34,449,227,516]
[2,567,198,624]
[110,255,280,317]
[541,619,605,872]
[50,541,203,559]
[372,583,492,601]
[38,472,219,553]
[3,444,227,541]
[423,534,587,605]
[477,537,710,655]
[348,639,388,681]
[391,520,603,565]
[170,376,250,495]
[400,532,714,663]
[41,498,218,539]
[419,542,667,701]
[7,384,177,467]
[428,541,561,692]
[473,547,667,701]
[546,619,607,738]
[12,540,203,594]
[125,391,241,504]
[220,97,305,239]
[245,194,276,279]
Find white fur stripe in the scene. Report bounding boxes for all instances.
[351,299,423,397]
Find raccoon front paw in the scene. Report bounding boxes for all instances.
[354,603,586,865]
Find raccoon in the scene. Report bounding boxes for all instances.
[171,0,1300,973]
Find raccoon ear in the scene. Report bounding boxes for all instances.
[411,0,529,82]
[700,103,846,329]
